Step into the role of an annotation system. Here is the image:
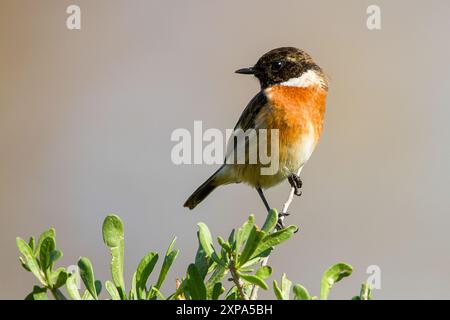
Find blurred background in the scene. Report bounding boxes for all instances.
[1,0,450,299]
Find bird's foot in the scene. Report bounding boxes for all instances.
[288,174,303,196]
[276,212,290,230]
[277,212,300,233]
[276,218,286,230]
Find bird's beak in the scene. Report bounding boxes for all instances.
[235,67,256,75]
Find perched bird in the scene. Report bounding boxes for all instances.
[184,47,328,219]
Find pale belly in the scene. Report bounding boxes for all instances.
[218,125,317,189]
[217,84,326,189]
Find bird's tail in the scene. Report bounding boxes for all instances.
[184,167,223,210]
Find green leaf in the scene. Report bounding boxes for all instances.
[102,214,124,247]
[228,229,236,251]
[78,257,98,300]
[197,223,214,256]
[130,272,137,300]
[19,256,31,272]
[50,249,63,264]
[236,215,255,252]
[156,237,179,289]
[238,226,265,266]
[256,266,272,279]
[320,262,353,300]
[135,252,159,299]
[95,280,102,295]
[157,249,178,287]
[81,290,95,300]
[197,223,222,265]
[240,249,272,269]
[281,274,292,300]
[25,286,48,300]
[186,264,207,300]
[66,272,82,300]
[251,225,297,259]
[273,274,291,300]
[239,273,268,290]
[50,268,68,289]
[273,280,283,300]
[35,228,55,257]
[212,282,224,300]
[225,286,238,300]
[39,236,56,272]
[217,236,232,253]
[16,237,46,286]
[80,281,101,300]
[194,244,211,280]
[102,214,126,299]
[147,286,165,300]
[293,284,311,300]
[28,237,35,252]
[105,280,121,300]
[244,283,253,298]
[238,268,254,273]
[206,264,227,298]
[262,209,278,233]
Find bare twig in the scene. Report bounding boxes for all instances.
[250,168,302,300]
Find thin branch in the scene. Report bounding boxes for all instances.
[250,168,302,300]
[230,260,248,300]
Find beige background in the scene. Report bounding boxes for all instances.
[1,0,450,299]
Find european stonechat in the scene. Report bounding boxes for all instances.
[184,47,328,217]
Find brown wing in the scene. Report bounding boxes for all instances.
[223,91,268,164]
[234,91,268,131]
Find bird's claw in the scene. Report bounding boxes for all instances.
[276,218,286,230]
[288,174,303,197]
[276,217,300,233]
[276,212,292,230]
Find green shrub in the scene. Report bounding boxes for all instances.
[16,209,372,300]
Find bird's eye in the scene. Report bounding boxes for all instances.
[271,60,284,72]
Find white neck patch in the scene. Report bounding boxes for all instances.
[279,69,325,88]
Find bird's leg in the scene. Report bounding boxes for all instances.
[256,187,286,230]
[288,174,303,196]
[276,214,289,230]
[256,187,271,213]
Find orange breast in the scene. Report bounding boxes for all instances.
[265,85,326,138]
[224,84,328,189]
[261,85,327,167]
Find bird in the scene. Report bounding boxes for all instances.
[184,47,328,221]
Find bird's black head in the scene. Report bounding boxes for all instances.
[235,47,326,89]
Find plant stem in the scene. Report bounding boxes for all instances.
[50,288,67,300]
[229,260,248,300]
[360,282,371,300]
[250,168,302,300]
[45,270,67,300]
